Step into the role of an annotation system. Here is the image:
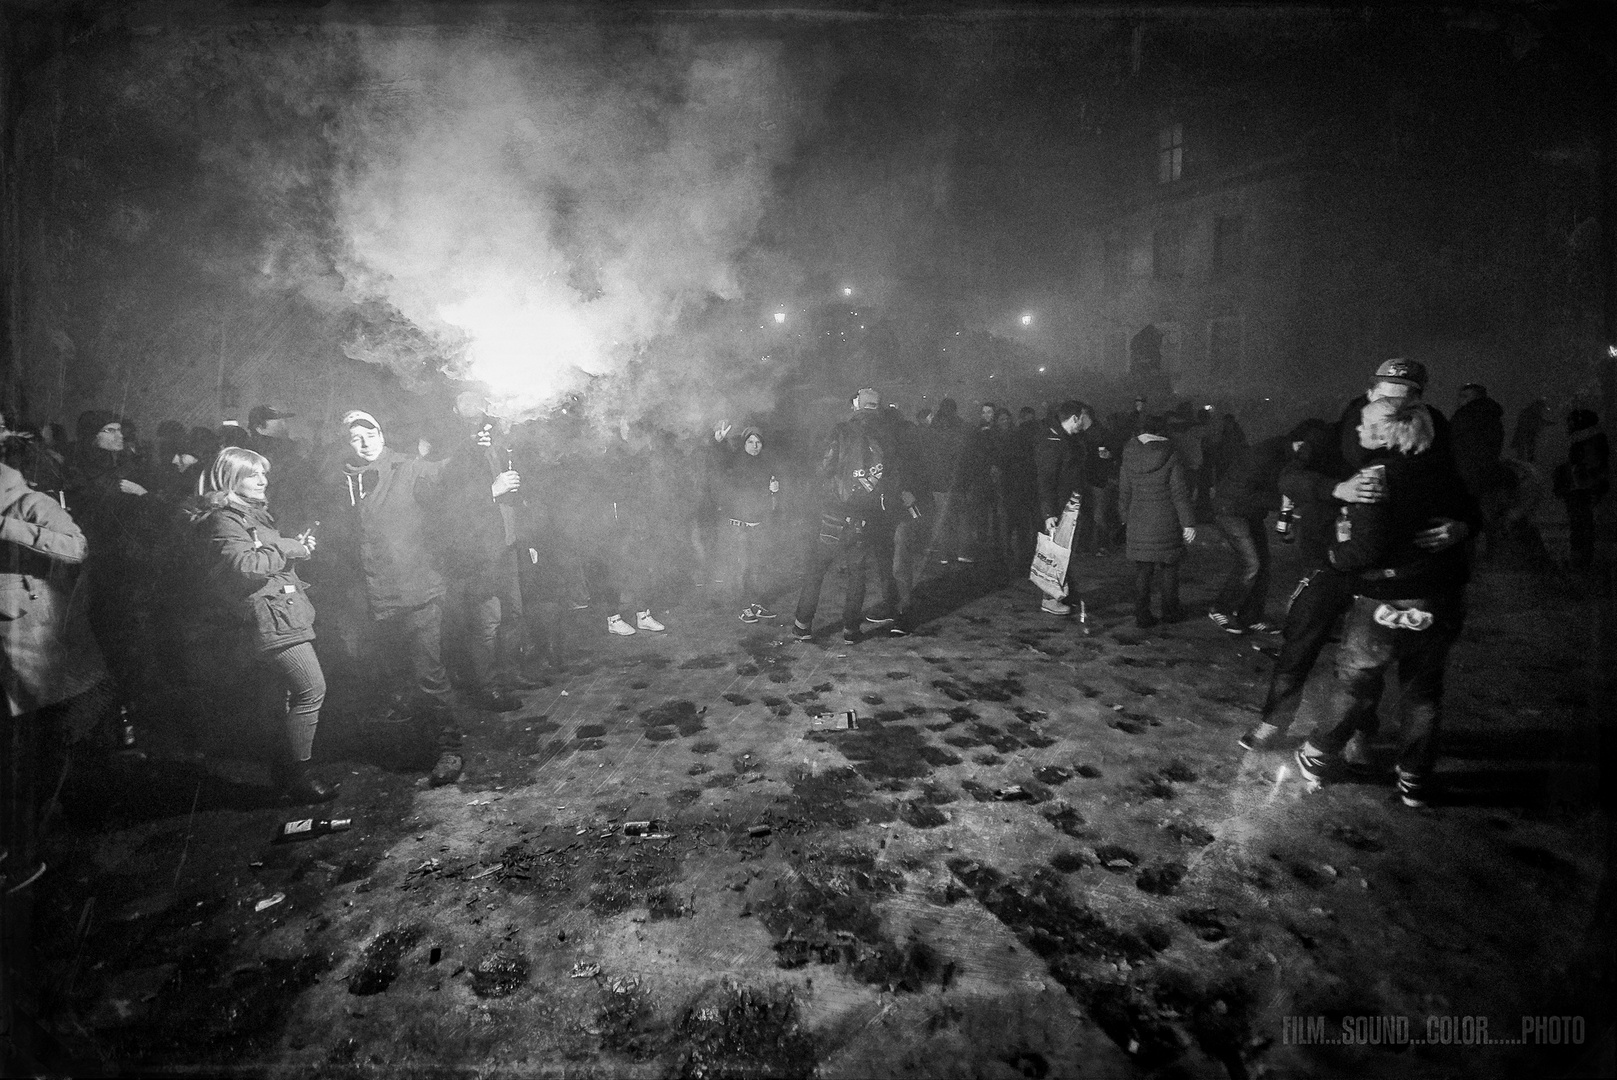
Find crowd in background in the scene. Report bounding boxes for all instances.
[0,366,1609,900]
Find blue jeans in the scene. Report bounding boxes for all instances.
[1213,513,1271,626]
[1307,592,1464,781]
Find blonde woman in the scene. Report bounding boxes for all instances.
[193,447,334,803]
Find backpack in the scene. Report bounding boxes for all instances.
[828,420,886,511]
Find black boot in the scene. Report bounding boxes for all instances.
[276,759,338,805]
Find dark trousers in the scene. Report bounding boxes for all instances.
[376,599,452,705]
[1259,569,1356,730]
[794,521,872,631]
[455,548,526,689]
[723,519,774,608]
[865,516,902,617]
[1565,494,1598,567]
[1133,560,1181,620]
[1213,513,1272,625]
[1306,593,1464,780]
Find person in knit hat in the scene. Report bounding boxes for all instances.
[715,423,783,623]
[322,409,464,786]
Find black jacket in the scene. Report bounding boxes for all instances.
[1329,446,1472,600]
[1033,425,1086,522]
[324,449,448,617]
[1212,434,1289,519]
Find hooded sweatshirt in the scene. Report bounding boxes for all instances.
[326,448,448,617]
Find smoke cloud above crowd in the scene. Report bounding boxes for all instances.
[259,21,821,426]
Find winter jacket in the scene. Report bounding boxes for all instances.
[814,413,891,521]
[1003,422,1041,513]
[1033,425,1086,522]
[324,449,448,618]
[1554,416,1609,503]
[1277,421,1340,570]
[194,491,317,653]
[440,439,519,577]
[1329,446,1473,600]
[1118,435,1194,564]
[1450,396,1507,498]
[0,464,106,716]
[921,412,968,494]
[718,431,779,524]
[1212,434,1290,520]
[64,444,159,567]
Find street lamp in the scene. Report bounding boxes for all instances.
[842,287,854,297]
[1019,313,1033,327]
[773,312,786,325]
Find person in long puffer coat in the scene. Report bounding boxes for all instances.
[1118,416,1197,627]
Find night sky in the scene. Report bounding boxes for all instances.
[2,2,1611,435]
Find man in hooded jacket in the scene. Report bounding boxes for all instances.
[324,410,463,785]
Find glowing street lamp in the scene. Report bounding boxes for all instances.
[1019,313,1033,327]
[773,311,787,325]
[842,287,854,297]
[1038,366,1046,373]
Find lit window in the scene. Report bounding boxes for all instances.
[1157,123,1183,183]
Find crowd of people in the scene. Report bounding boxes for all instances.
[0,360,1608,908]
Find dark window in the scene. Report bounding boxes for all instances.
[1104,239,1128,296]
[1153,226,1183,281]
[1213,215,1245,277]
[1209,318,1241,373]
[1157,123,1183,183]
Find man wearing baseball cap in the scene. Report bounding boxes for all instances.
[244,405,310,521]
[1241,357,1479,753]
[323,409,465,786]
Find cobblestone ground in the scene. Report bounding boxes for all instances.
[21,529,1611,1079]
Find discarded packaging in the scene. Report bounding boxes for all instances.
[272,817,352,844]
[467,864,503,881]
[811,711,857,731]
[622,820,663,836]
[254,892,285,912]
[747,824,773,838]
[569,962,601,979]
[995,785,1031,801]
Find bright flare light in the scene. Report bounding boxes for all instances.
[842,287,853,297]
[773,311,787,324]
[1019,313,1033,327]
[438,291,599,405]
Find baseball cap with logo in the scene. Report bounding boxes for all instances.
[856,387,881,411]
[1372,358,1427,390]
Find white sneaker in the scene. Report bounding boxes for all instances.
[607,614,636,636]
[1041,597,1072,616]
[636,610,666,632]
[1342,731,1373,767]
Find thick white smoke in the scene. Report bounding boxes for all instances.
[322,24,815,420]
